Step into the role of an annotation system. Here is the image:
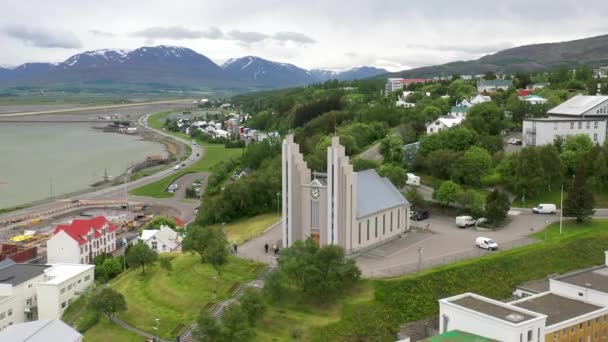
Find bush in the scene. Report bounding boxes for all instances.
[76,310,101,333]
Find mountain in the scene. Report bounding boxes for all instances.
[0,46,384,91]
[388,34,608,78]
[222,56,315,87]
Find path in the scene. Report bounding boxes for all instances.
[237,221,282,263]
[111,316,171,342]
[358,142,384,163]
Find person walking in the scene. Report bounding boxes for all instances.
[234,243,238,254]
[264,243,269,253]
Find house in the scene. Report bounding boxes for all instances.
[282,135,411,254]
[140,226,182,253]
[47,216,117,264]
[426,117,463,135]
[518,89,534,97]
[523,95,608,147]
[385,78,429,93]
[0,263,94,328]
[449,105,468,119]
[396,99,416,108]
[437,251,608,342]
[469,94,492,105]
[214,129,229,139]
[458,99,474,108]
[477,79,513,93]
[532,83,547,90]
[520,95,548,105]
[0,319,82,341]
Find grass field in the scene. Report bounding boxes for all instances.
[214,213,280,244]
[84,316,142,342]
[530,218,608,241]
[111,253,262,340]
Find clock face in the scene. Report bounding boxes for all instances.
[311,187,320,199]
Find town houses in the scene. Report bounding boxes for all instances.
[47,216,117,264]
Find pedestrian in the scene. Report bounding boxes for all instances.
[234,243,238,253]
[275,246,280,255]
[264,243,269,253]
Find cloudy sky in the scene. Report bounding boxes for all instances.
[2,0,608,71]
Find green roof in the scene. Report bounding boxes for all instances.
[451,105,468,113]
[421,330,499,342]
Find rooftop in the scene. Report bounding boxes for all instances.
[449,295,537,324]
[517,278,550,294]
[554,265,608,294]
[420,330,499,342]
[0,264,50,286]
[0,319,82,342]
[54,216,116,245]
[523,117,604,122]
[356,169,409,218]
[548,95,608,116]
[512,293,603,326]
[40,264,94,285]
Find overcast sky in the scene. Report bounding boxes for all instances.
[2,0,608,71]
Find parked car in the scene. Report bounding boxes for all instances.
[456,216,476,228]
[476,237,498,250]
[181,162,186,167]
[406,173,420,186]
[532,203,557,214]
[173,164,181,170]
[508,138,522,145]
[410,210,429,221]
[475,217,488,226]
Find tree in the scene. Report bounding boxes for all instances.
[125,241,158,274]
[239,289,266,327]
[538,145,563,191]
[144,216,176,229]
[464,102,505,135]
[379,135,403,164]
[485,190,511,225]
[221,303,255,342]
[182,226,229,275]
[425,149,463,179]
[160,257,173,274]
[461,146,492,186]
[352,158,379,172]
[484,71,497,80]
[434,180,462,207]
[593,151,608,191]
[96,257,123,282]
[88,288,127,321]
[195,310,222,342]
[456,190,485,217]
[561,134,594,175]
[563,168,595,222]
[377,164,406,188]
[405,187,425,208]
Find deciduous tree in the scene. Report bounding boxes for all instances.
[182,226,229,275]
[88,288,127,321]
[485,190,511,225]
[564,168,595,222]
[434,180,462,207]
[239,289,266,327]
[125,241,158,274]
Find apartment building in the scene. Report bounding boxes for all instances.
[47,216,117,264]
[437,251,608,342]
[0,263,94,331]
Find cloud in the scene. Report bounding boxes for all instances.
[407,42,515,55]
[226,30,268,43]
[89,29,115,37]
[130,26,224,40]
[4,25,82,49]
[272,31,316,44]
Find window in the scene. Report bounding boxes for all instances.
[374,217,378,238]
[67,284,73,291]
[7,309,11,317]
[580,323,584,329]
[0,313,4,320]
[571,122,575,129]
[527,329,533,341]
[358,222,361,244]
[587,121,591,129]
[61,302,66,309]
[383,214,386,235]
[595,121,599,129]
[579,122,583,129]
[390,212,393,232]
[594,133,598,142]
[366,220,370,241]
[152,241,158,250]
[554,122,558,130]
[397,210,400,229]
[84,275,90,282]
[429,128,433,133]
[588,320,592,327]
[60,287,66,294]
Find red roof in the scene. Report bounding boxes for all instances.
[402,78,428,83]
[53,216,116,245]
[173,216,186,227]
[518,89,533,97]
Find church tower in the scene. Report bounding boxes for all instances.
[326,136,355,248]
[281,135,311,248]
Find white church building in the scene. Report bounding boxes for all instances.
[282,135,411,254]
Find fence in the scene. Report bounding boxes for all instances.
[365,237,537,278]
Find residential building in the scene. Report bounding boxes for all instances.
[438,251,608,342]
[458,99,474,108]
[449,105,469,119]
[385,78,429,93]
[0,263,94,329]
[426,117,463,135]
[282,135,410,254]
[470,94,492,105]
[396,99,416,108]
[520,95,548,105]
[531,83,547,90]
[0,319,82,341]
[477,79,513,93]
[522,95,608,147]
[140,226,183,253]
[47,216,117,264]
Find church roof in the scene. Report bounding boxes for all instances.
[355,169,409,218]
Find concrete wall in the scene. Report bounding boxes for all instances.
[353,206,410,251]
[523,119,607,147]
[47,232,79,264]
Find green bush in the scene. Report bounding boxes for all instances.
[76,309,101,333]
[316,233,608,340]
[481,172,503,187]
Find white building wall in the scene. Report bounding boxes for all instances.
[439,298,546,342]
[0,296,18,330]
[47,232,80,264]
[523,119,607,147]
[427,121,449,135]
[37,267,94,320]
[549,279,608,307]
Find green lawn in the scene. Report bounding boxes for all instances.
[84,316,141,342]
[214,213,280,244]
[531,219,608,241]
[512,189,608,208]
[111,253,263,340]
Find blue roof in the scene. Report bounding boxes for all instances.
[451,105,468,113]
[356,169,409,218]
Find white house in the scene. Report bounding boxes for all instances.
[469,94,492,105]
[477,79,513,93]
[520,95,548,105]
[426,117,463,135]
[0,263,94,330]
[47,216,117,265]
[395,99,416,108]
[140,226,182,253]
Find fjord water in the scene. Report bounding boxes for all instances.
[0,122,166,209]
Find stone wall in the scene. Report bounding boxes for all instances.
[397,317,439,342]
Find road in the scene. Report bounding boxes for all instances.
[0,109,204,226]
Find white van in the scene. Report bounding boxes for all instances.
[476,237,498,250]
[532,204,557,214]
[456,216,476,228]
[173,164,181,171]
[406,173,420,186]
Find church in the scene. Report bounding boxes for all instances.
[281,134,411,254]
